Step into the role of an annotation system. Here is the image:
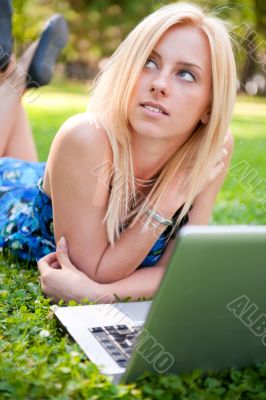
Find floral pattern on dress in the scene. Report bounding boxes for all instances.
[0,157,55,261]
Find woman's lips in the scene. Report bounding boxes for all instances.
[140,101,169,115]
[140,103,169,118]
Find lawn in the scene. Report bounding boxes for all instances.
[0,81,266,399]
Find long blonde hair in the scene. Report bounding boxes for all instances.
[88,2,237,245]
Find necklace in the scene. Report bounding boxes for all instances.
[134,175,158,187]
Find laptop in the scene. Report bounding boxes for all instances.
[54,225,266,384]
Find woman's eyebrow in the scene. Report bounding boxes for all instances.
[151,49,202,72]
[176,61,202,72]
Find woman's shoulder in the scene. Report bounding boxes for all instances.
[56,112,112,153]
[48,113,113,167]
[46,113,113,187]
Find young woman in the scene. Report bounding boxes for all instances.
[0,2,236,303]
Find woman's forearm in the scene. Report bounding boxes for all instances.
[78,264,166,304]
[38,240,171,304]
[95,200,183,284]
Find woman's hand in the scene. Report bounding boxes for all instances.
[203,133,230,188]
[155,132,231,217]
[37,237,102,303]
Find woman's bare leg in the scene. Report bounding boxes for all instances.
[0,43,39,161]
[3,103,38,161]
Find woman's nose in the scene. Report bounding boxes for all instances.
[150,73,170,96]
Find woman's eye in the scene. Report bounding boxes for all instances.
[178,70,196,82]
[144,58,158,69]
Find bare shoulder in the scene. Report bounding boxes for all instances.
[46,113,113,179]
[44,112,113,197]
[49,112,112,161]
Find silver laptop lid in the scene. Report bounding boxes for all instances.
[123,226,266,382]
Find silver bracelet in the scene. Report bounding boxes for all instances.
[145,207,173,226]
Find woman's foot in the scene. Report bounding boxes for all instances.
[0,0,13,72]
[27,14,69,88]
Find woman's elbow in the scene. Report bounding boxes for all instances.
[93,267,120,284]
[72,257,116,284]
[94,260,132,284]
[67,251,101,282]
[66,245,124,284]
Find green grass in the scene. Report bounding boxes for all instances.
[25,80,89,161]
[213,98,266,225]
[0,81,266,399]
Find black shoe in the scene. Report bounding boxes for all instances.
[27,14,68,88]
[0,0,13,72]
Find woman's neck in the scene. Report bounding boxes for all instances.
[131,134,183,181]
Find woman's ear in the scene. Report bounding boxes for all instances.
[201,110,211,124]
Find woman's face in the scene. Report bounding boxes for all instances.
[128,24,212,142]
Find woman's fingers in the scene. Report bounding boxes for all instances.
[56,237,76,271]
[37,253,61,298]
[209,159,225,182]
[50,260,61,269]
[38,251,57,264]
[38,237,76,276]
[223,133,229,145]
[37,252,57,274]
[214,147,228,166]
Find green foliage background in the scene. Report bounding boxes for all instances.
[11,0,266,83]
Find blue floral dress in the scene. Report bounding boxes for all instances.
[0,157,189,265]
[0,157,54,261]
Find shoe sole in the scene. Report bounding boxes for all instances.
[27,14,68,88]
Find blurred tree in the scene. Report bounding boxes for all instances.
[11,0,266,86]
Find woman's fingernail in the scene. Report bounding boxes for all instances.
[57,236,67,250]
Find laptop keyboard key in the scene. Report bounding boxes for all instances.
[117,359,128,368]
[106,329,117,335]
[101,341,115,348]
[106,344,116,351]
[125,334,135,340]
[110,351,121,356]
[109,334,126,341]
[105,326,117,331]
[114,357,127,363]
[120,342,130,349]
[95,333,110,342]
[90,327,104,333]
[117,325,131,334]
[99,338,110,343]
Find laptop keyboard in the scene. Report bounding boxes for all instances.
[89,324,142,368]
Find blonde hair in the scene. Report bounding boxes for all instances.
[88,2,237,245]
